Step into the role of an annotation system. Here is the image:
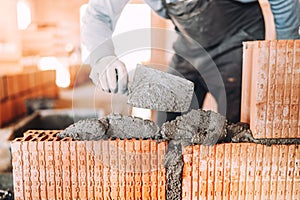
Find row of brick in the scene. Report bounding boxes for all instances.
[11,130,167,200]
[14,130,72,142]
[241,40,300,138]
[182,143,300,200]
[0,70,56,101]
[11,130,300,200]
[0,82,58,127]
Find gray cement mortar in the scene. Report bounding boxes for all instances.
[164,141,183,200]
[58,113,160,140]
[57,118,108,140]
[161,109,227,146]
[225,122,300,145]
[162,109,228,200]
[253,138,300,146]
[128,65,194,112]
[104,113,160,139]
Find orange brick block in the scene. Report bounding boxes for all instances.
[241,40,300,138]
[0,99,13,126]
[6,74,20,97]
[42,84,58,98]
[11,130,167,200]
[38,70,56,86]
[182,143,300,200]
[0,75,7,101]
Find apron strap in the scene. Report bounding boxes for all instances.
[258,0,276,40]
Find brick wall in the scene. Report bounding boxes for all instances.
[182,143,300,200]
[11,130,167,200]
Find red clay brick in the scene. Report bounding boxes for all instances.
[14,130,300,200]
[293,145,300,199]
[11,142,24,200]
[182,143,300,200]
[241,42,254,123]
[0,75,6,101]
[223,143,232,200]
[158,142,167,200]
[150,140,158,200]
[192,145,200,199]
[11,130,167,200]
[254,144,263,199]
[241,40,300,138]
[6,74,20,97]
[1,99,13,126]
[182,146,192,200]
[215,144,225,198]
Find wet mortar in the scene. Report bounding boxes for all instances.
[128,65,194,112]
[164,141,183,200]
[58,113,160,140]
[58,109,300,200]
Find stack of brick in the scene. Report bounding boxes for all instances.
[241,40,300,138]
[181,143,300,200]
[12,131,300,200]
[10,40,300,199]
[180,40,300,200]
[11,130,167,200]
[0,70,58,127]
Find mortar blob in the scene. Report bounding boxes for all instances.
[58,113,160,140]
[128,64,194,112]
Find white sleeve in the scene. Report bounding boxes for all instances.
[81,0,130,65]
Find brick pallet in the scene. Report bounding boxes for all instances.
[241,40,300,138]
[11,130,167,200]
[0,70,58,127]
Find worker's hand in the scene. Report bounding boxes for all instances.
[90,56,128,94]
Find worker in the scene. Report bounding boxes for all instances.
[81,0,299,125]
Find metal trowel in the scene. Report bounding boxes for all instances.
[127,64,194,112]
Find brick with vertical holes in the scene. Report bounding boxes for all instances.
[11,130,167,200]
[241,40,300,138]
[181,143,300,200]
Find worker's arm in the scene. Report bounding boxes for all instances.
[81,0,130,94]
[81,0,130,65]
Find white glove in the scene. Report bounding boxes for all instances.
[89,56,128,94]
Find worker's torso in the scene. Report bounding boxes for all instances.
[153,0,264,48]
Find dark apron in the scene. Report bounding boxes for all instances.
[156,0,265,125]
[163,0,235,48]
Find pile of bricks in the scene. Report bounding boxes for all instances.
[180,40,300,199]
[11,130,167,200]
[0,70,58,127]
[11,131,300,200]
[10,40,300,199]
[181,143,300,200]
[241,40,300,138]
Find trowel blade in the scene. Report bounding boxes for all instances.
[127,64,194,112]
